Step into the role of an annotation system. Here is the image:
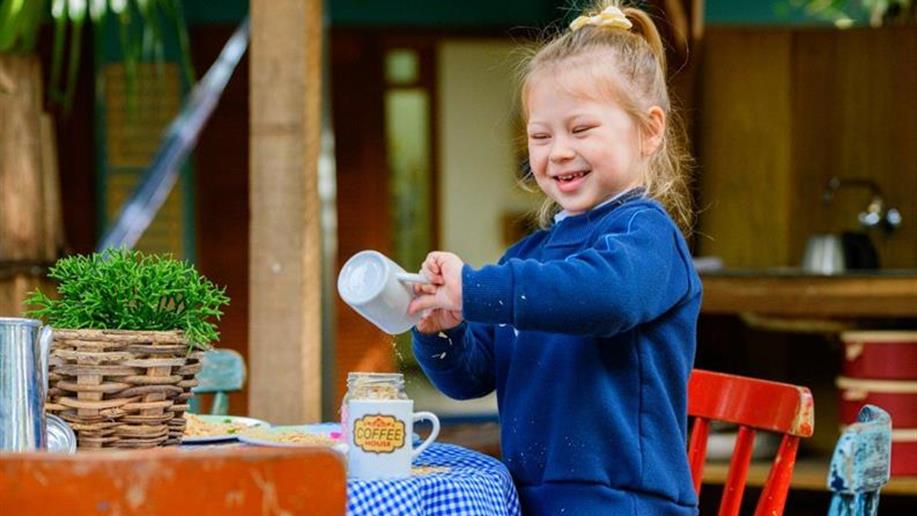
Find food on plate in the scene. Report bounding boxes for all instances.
[184,414,251,437]
[239,427,337,447]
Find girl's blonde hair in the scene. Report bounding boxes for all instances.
[518,0,694,234]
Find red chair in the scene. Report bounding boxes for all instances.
[687,369,815,516]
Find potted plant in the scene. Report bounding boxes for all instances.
[26,248,229,449]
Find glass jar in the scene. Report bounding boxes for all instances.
[341,372,408,441]
[345,372,408,401]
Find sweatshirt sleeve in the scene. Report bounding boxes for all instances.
[462,207,697,336]
[411,322,497,400]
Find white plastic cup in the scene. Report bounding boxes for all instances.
[346,399,440,480]
[337,250,429,335]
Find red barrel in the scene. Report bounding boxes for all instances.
[837,331,917,476]
[841,331,917,379]
[837,377,917,427]
[891,431,917,476]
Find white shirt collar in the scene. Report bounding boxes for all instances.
[553,189,633,224]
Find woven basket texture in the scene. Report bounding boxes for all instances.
[44,329,203,449]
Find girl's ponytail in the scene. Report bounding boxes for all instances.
[621,7,667,74]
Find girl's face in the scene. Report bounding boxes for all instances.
[525,71,650,215]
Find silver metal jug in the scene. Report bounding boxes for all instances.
[0,317,53,451]
[801,233,846,275]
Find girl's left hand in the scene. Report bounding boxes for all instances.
[415,308,464,334]
[408,251,464,315]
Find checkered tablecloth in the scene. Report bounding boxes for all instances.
[348,443,520,516]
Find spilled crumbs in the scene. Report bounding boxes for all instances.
[412,465,451,475]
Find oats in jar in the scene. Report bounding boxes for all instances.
[346,372,407,400]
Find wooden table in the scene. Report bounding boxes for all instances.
[0,446,346,514]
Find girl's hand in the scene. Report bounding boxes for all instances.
[409,251,464,315]
[415,308,464,334]
[410,277,463,334]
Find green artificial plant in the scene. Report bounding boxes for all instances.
[789,0,916,27]
[0,0,194,110]
[26,249,229,350]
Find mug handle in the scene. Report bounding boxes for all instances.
[411,411,440,459]
[397,272,430,284]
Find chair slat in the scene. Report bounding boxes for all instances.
[212,391,230,415]
[753,434,799,516]
[688,417,710,496]
[718,426,756,516]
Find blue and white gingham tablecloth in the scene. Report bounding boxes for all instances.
[348,443,520,516]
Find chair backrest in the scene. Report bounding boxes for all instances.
[0,446,346,515]
[190,348,246,414]
[687,369,815,516]
[827,404,892,516]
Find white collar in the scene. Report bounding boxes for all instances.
[553,190,632,224]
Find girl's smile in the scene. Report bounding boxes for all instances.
[552,169,591,193]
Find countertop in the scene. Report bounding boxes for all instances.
[700,270,917,318]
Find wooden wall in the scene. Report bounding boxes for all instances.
[697,27,917,269]
[0,55,63,317]
[330,30,397,403]
[191,26,251,415]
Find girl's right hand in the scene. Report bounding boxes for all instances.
[409,251,466,333]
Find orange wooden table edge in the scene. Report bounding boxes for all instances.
[0,446,346,515]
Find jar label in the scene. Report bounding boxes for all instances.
[353,414,406,454]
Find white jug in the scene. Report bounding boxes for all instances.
[337,250,429,335]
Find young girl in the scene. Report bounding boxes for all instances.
[409,1,700,514]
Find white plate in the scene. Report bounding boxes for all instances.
[182,415,270,443]
[237,424,347,453]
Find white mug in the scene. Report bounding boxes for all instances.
[337,250,429,334]
[346,399,440,480]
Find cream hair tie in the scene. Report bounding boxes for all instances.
[569,6,633,32]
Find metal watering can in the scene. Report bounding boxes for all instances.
[0,317,54,451]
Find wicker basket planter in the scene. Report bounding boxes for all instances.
[44,329,204,449]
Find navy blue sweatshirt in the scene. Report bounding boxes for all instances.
[413,193,701,515]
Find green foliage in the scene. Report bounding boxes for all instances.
[788,0,915,27]
[26,249,230,350]
[0,0,194,111]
